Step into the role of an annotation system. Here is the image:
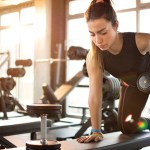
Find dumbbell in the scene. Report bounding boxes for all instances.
[102,108,118,133]
[137,71,150,93]
[26,104,62,150]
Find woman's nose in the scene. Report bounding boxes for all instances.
[95,35,102,45]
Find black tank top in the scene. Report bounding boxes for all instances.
[102,32,150,86]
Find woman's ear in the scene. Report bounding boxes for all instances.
[113,20,119,31]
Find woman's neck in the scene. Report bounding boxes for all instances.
[108,32,123,55]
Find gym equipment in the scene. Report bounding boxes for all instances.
[35,46,88,64]
[35,58,79,64]
[0,59,33,119]
[101,108,118,133]
[102,73,120,102]
[41,71,84,104]
[0,51,10,68]
[67,46,88,60]
[58,131,150,150]
[3,131,150,150]
[7,68,26,77]
[137,71,150,93]
[0,136,16,149]
[15,59,32,67]
[26,104,62,150]
[41,71,119,108]
[0,115,52,149]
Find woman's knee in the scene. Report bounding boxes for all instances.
[118,121,138,134]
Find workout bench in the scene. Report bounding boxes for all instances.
[41,70,84,104]
[3,131,150,150]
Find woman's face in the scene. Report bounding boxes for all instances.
[87,18,118,51]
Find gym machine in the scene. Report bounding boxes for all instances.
[0,59,32,119]
[41,71,84,105]
[0,51,10,69]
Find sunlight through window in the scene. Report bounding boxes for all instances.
[113,0,136,11]
[141,0,150,3]
[69,0,91,15]
[139,9,150,32]
[0,7,35,103]
[117,11,136,32]
[1,12,19,26]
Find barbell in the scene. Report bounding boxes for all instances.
[35,58,81,64]
[35,46,88,63]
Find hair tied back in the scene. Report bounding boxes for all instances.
[91,0,112,6]
[96,0,104,3]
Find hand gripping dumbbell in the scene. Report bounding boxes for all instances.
[26,104,62,150]
[137,71,150,93]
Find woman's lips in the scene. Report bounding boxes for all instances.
[97,44,107,50]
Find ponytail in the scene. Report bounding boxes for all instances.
[90,0,113,6]
[102,0,113,5]
[85,0,117,26]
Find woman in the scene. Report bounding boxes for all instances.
[77,0,150,143]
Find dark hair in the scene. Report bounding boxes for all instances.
[85,0,117,26]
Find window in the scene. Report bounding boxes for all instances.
[139,9,150,32]
[141,0,150,3]
[67,18,90,48]
[69,0,91,15]
[66,0,92,117]
[113,0,136,11]
[0,12,20,67]
[117,11,136,32]
[18,7,35,102]
[0,6,35,104]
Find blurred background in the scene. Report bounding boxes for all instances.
[0,0,150,120]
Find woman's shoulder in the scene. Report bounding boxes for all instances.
[135,32,150,54]
[120,32,135,37]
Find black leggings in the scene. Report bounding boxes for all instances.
[118,81,149,134]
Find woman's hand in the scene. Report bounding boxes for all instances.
[76,132,104,143]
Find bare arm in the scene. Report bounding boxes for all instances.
[136,33,150,55]
[87,53,103,132]
[77,51,103,143]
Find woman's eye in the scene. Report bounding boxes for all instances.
[90,34,95,37]
[101,32,107,35]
